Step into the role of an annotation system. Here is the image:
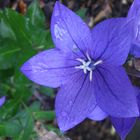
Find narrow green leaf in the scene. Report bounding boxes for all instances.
[0,99,21,120]
[16,105,34,140]
[26,0,45,27]
[21,113,34,139]
[0,19,16,40]
[34,111,55,121]
[0,39,20,69]
[1,9,32,46]
[0,46,20,56]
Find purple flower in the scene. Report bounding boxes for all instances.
[90,108,136,140]
[127,0,140,57]
[89,87,140,140]
[110,117,136,140]
[0,96,5,107]
[21,2,139,131]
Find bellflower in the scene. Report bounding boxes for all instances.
[21,2,139,131]
[127,0,140,57]
[0,96,5,107]
[89,87,140,140]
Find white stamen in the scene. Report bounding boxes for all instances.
[75,53,103,81]
[83,67,87,74]
[75,66,84,69]
[76,58,86,64]
[94,60,103,66]
[86,52,91,61]
[89,70,93,81]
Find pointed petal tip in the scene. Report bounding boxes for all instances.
[0,96,5,107]
[20,63,25,74]
[20,62,29,77]
[57,119,75,132]
[54,1,59,6]
[111,117,136,140]
[54,1,61,10]
[119,130,131,140]
[56,111,85,132]
[53,1,67,15]
[59,125,69,132]
[55,0,60,4]
[120,136,125,140]
[20,61,36,83]
[56,111,87,132]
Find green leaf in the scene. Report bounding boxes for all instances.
[21,113,34,140]
[0,19,16,40]
[30,29,54,50]
[76,8,87,20]
[0,99,21,120]
[46,124,61,135]
[26,0,45,27]
[0,45,20,56]
[33,111,55,121]
[0,39,20,69]
[40,86,55,97]
[26,1,52,49]
[0,9,32,46]
[29,101,41,112]
[16,106,34,140]
[0,121,22,137]
[44,30,54,49]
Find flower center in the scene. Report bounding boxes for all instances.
[75,53,103,81]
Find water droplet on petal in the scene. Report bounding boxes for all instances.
[54,23,67,40]
[54,10,59,17]
[73,44,77,49]
[61,111,68,117]
[68,101,73,107]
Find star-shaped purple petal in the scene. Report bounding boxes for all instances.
[21,1,139,132]
[128,0,140,57]
[90,87,140,140]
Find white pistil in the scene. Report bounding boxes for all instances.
[75,53,103,81]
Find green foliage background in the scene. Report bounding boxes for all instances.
[0,0,56,139]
